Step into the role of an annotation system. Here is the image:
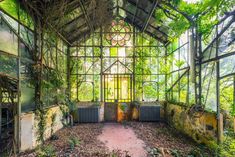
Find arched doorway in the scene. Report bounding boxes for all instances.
[103,60,133,121]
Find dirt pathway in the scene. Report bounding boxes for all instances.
[98,123,147,157]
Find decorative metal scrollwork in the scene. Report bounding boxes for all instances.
[106,19,131,46]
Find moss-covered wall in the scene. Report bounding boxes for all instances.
[164,103,218,146]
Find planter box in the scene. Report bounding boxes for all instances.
[139,105,161,122]
[77,106,100,123]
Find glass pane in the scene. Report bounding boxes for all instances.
[78,82,93,101]
[220,55,235,77]
[21,79,35,112]
[0,19,18,55]
[0,54,17,78]
[143,82,158,101]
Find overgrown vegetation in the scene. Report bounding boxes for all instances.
[218,131,235,156]
[159,0,235,40]
[0,0,235,156]
[50,113,57,138]
[68,136,81,150]
[35,144,56,157]
[35,102,48,144]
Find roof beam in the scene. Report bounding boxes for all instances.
[119,7,168,38]
[126,0,150,15]
[202,16,235,55]
[123,16,168,44]
[64,22,87,37]
[126,0,159,20]
[67,26,90,42]
[142,0,158,32]
[65,0,81,14]
[131,0,139,25]
[70,29,92,44]
[78,0,94,33]
[20,0,72,46]
[61,12,86,30]
[125,0,169,29]
[61,5,115,30]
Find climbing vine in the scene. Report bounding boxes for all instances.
[158,0,235,40]
[35,102,48,144]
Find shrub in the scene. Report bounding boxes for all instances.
[68,136,80,150]
[36,144,56,157]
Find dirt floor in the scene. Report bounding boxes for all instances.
[97,123,147,157]
[127,122,213,157]
[19,122,213,157]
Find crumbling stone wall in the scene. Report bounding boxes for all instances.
[164,103,218,146]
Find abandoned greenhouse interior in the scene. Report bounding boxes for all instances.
[0,0,235,156]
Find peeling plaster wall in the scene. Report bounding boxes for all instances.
[20,112,35,151]
[164,103,218,146]
[20,106,66,151]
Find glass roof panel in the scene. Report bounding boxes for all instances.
[60,7,83,27]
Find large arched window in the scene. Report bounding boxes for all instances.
[78,82,94,101]
[143,82,158,102]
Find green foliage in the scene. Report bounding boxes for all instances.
[168,15,190,40]
[66,97,77,114]
[41,68,67,105]
[220,78,234,116]
[158,0,235,40]
[42,70,63,90]
[0,0,34,28]
[172,0,181,6]
[148,147,161,156]
[143,83,158,101]
[175,60,185,68]
[68,136,80,150]
[120,103,128,112]
[170,149,182,157]
[0,55,17,77]
[77,82,93,101]
[50,113,57,136]
[35,102,48,144]
[159,57,170,74]
[36,145,56,157]
[59,103,71,127]
[188,148,204,157]
[218,136,235,157]
[231,104,235,116]
[0,0,18,16]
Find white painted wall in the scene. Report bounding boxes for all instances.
[20,106,66,151]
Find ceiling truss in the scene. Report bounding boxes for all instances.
[20,0,175,46]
